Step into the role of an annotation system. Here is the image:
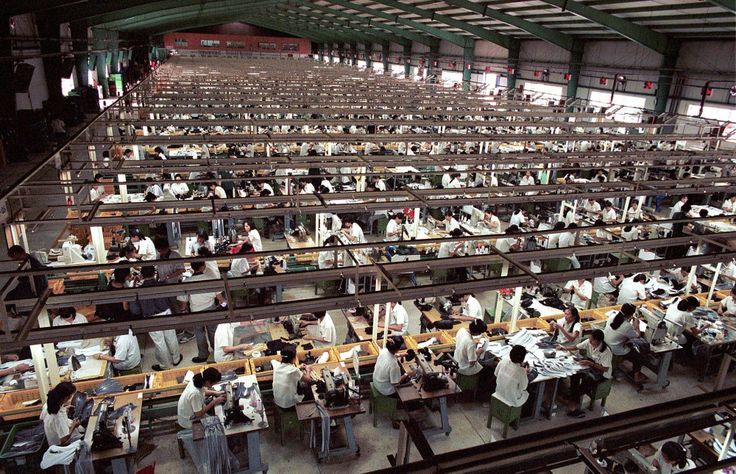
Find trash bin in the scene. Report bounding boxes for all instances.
[0,420,47,474]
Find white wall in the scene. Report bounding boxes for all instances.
[11,14,49,111]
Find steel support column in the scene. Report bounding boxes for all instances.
[382,42,389,72]
[365,42,372,68]
[462,43,474,91]
[403,42,412,79]
[566,41,584,103]
[507,41,520,91]
[655,43,680,116]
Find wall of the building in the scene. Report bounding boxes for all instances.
[12,14,50,111]
[162,32,310,56]
[184,22,291,37]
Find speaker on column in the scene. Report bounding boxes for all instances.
[13,63,35,93]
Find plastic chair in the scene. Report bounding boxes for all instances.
[275,405,301,446]
[369,382,397,427]
[585,378,613,410]
[487,395,521,439]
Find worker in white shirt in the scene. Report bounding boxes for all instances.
[385,213,404,242]
[721,195,736,213]
[130,229,156,261]
[493,345,530,408]
[627,201,642,220]
[340,216,366,244]
[272,346,313,410]
[509,209,527,228]
[592,272,623,307]
[583,199,602,216]
[550,306,583,347]
[256,180,274,196]
[519,170,535,187]
[43,382,82,447]
[213,322,253,362]
[451,293,484,322]
[665,296,705,345]
[652,441,695,474]
[52,307,88,349]
[557,329,612,419]
[445,173,462,189]
[546,221,566,249]
[443,210,460,232]
[371,175,387,191]
[319,177,334,193]
[89,174,106,202]
[190,230,214,256]
[93,329,142,375]
[670,195,688,218]
[177,260,225,363]
[601,201,617,223]
[372,337,414,428]
[616,273,648,305]
[241,221,263,252]
[385,302,409,335]
[495,225,523,253]
[481,208,501,233]
[300,310,338,346]
[453,320,486,377]
[441,169,456,188]
[208,182,227,199]
[563,279,592,310]
[177,368,225,467]
[719,286,736,317]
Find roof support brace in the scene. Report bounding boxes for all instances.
[566,41,584,103]
[463,42,474,92]
[655,42,681,116]
[507,41,520,91]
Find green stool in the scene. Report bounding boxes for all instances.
[455,373,480,401]
[369,382,397,427]
[487,395,521,439]
[275,405,301,446]
[585,378,613,410]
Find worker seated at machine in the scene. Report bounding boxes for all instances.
[272,346,314,410]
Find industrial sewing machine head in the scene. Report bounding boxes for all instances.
[213,381,253,428]
[317,368,350,408]
[409,349,449,392]
[639,307,668,345]
[90,398,123,452]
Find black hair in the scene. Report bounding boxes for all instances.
[680,203,692,214]
[553,221,566,230]
[193,367,221,389]
[394,213,404,220]
[59,307,76,319]
[313,310,326,319]
[281,345,297,363]
[699,209,708,218]
[123,148,133,155]
[565,305,580,327]
[113,267,131,283]
[469,319,485,336]
[509,345,526,364]
[141,266,156,279]
[196,230,209,241]
[633,273,647,283]
[153,237,170,251]
[603,200,613,208]
[444,210,454,217]
[686,296,700,310]
[590,329,608,353]
[46,382,77,414]
[323,235,337,246]
[386,336,404,354]
[505,225,520,234]
[449,228,463,237]
[129,228,145,239]
[566,223,578,229]
[660,441,688,468]
[611,303,637,330]
[8,245,25,258]
[190,260,205,272]
[94,173,104,181]
[676,299,690,311]
[197,247,213,258]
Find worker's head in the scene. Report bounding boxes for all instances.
[680,203,692,214]
[123,149,133,157]
[553,221,566,230]
[393,213,404,222]
[564,305,580,325]
[505,225,519,234]
[676,299,691,312]
[46,382,77,415]
[468,319,485,336]
[386,336,404,354]
[449,228,463,238]
[509,345,526,364]
[195,230,208,244]
[633,273,647,283]
[243,221,254,232]
[281,345,297,364]
[237,242,254,255]
[190,260,206,274]
[660,441,688,468]
[122,244,137,259]
[566,223,578,230]
[699,209,708,218]
[603,201,612,210]
[194,367,222,389]
[342,216,354,227]
[444,210,453,220]
[58,307,76,321]
[7,245,27,260]
[113,267,132,284]
[140,266,157,280]
[154,238,170,253]
[94,173,104,182]
[313,310,326,320]
[680,196,689,203]
[686,296,700,311]
[587,330,608,355]
[484,208,494,216]
[129,228,145,242]
[459,293,471,303]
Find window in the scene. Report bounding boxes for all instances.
[200,39,220,47]
[686,104,736,142]
[174,38,188,48]
[589,90,646,122]
[440,70,463,88]
[258,42,277,50]
[523,81,564,105]
[226,41,245,49]
[282,43,298,51]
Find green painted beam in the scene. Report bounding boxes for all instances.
[507,41,520,90]
[403,42,411,78]
[319,0,469,47]
[382,41,389,71]
[368,0,510,49]
[462,43,473,91]
[707,0,736,12]
[441,0,573,51]
[365,42,373,67]
[272,3,398,45]
[263,8,379,43]
[59,0,215,24]
[566,43,584,103]
[536,0,672,54]
[655,43,680,116]
[285,0,425,48]
[100,0,285,30]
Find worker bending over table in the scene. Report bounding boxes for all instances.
[272,346,314,410]
[372,336,415,429]
[454,320,495,396]
[299,310,338,346]
[43,382,81,447]
[557,329,613,418]
[450,293,483,322]
[93,329,142,375]
[493,345,530,411]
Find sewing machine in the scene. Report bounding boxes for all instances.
[215,381,253,428]
[639,307,669,345]
[412,350,449,392]
[319,368,350,408]
[90,399,123,452]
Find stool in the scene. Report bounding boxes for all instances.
[611,354,623,377]
[176,428,192,459]
[487,395,521,439]
[585,378,613,410]
[369,382,397,427]
[275,405,301,446]
[455,373,480,401]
